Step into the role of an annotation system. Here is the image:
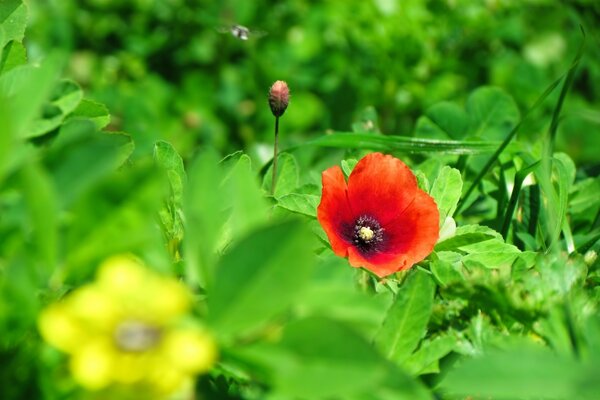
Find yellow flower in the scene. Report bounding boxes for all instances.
[38,255,217,396]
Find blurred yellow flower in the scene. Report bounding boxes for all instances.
[38,255,217,396]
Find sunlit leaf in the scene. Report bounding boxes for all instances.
[430,166,463,226]
[375,269,435,364]
[208,221,315,338]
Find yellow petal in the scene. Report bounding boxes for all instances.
[161,330,217,373]
[38,305,85,353]
[97,255,146,295]
[68,284,119,329]
[146,362,186,394]
[145,279,190,322]
[70,340,114,390]
[112,353,149,384]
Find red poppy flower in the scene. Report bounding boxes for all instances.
[317,152,439,277]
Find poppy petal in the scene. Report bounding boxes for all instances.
[347,190,439,277]
[382,190,439,266]
[347,247,409,277]
[347,153,417,226]
[316,166,354,258]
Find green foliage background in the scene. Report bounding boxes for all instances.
[1,0,600,399]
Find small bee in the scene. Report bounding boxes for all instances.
[217,24,267,41]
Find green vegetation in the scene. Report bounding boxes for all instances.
[1,0,600,399]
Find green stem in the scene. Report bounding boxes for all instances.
[271,116,279,196]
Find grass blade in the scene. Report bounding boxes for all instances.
[456,31,585,215]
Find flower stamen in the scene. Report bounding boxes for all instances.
[353,215,384,252]
[114,320,162,352]
[358,226,374,241]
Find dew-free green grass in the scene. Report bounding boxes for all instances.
[2,0,600,399]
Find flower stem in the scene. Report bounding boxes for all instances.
[271,116,280,196]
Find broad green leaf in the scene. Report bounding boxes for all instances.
[404,334,456,375]
[461,238,521,268]
[465,86,520,140]
[0,0,26,48]
[46,120,134,208]
[430,166,463,226]
[440,342,585,400]
[430,257,464,286]
[208,221,315,338]
[183,148,227,287]
[68,98,110,129]
[226,154,269,239]
[63,168,166,277]
[569,176,600,215]
[21,163,58,274]
[415,101,469,140]
[375,269,435,364]
[0,40,26,73]
[262,152,299,198]
[277,193,319,217]
[274,317,388,399]
[28,79,84,138]
[0,60,61,138]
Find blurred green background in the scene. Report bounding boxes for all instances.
[25,0,600,165]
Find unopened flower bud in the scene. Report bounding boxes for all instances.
[268,80,289,117]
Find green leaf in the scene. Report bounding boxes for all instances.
[374,269,436,364]
[46,120,134,208]
[415,101,469,140]
[435,231,498,252]
[341,158,358,177]
[500,160,540,238]
[277,193,319,217]
[570,177,600,215]
[263,152,299,198]
[465,86,520,140]
[28,79,84,138]
[21,163,58,274]
[404,334,456,375]
[226,154,269,239]
[274,317,389,399]
[440,342,584,400]
[414,170,430,192]
[430,256,464,286]
[430,166,463,226]
[154,140,186,200]
[208,220,315,338]
[0,0,27,48]
[461,238,521,268]
[295,132,519,155]
[0,40,26,73]
[68,98,110,129]
[1,62,61,139]
[63,168,166,276]
[184,148,227,287]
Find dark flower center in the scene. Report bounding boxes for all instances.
[114,320,162,352]
[353,215,384,253]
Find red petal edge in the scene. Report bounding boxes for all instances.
[347,153,418,226]
[316,166,354,258]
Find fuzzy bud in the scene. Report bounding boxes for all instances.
[268,80,289,117]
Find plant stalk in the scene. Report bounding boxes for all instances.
[271,116,280,195]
